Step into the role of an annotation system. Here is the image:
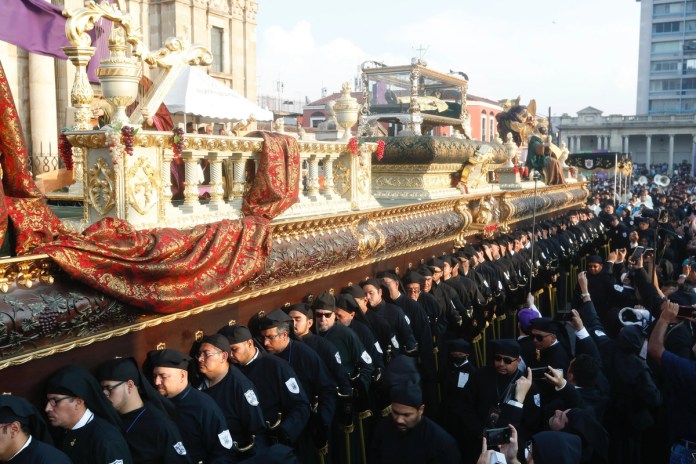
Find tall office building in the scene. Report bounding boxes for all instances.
[636,0,696,114]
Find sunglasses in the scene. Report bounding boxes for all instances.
[315,312,334,318]
[101,381,126,394]
[494,354,518,364]
[532,333,553,342]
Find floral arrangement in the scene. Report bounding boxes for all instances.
[348,137,385,161]
[58,130,73,171]
[172,127,185,158]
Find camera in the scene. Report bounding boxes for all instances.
[484,427,512,449]
[530,367,549,380]
[556,310,573,322]
[629,246,645,263]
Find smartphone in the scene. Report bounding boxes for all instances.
[484,427,512,449]
[630,246,645,263]
[678,306,695,318]
[530,367,549,380]
[556,310,573,322]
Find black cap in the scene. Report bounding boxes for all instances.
[529,317,563,336]
[218,325,253,344]
[258,309,293,331]
[145,349,191,370]
[416,265,433,277]
[341,285,366,299]
[96,357,142,385]
[426,257,445,269]
[376,270,399,282]
[445,338,471,354]
[335,293,359,313]
[286,303,312,318]
[402,271,424,286]
[312,291,336,312]
[490,339,521,358]
[0,395,52,443]
[199,334,232,355]
[390,382,423,408]
[586,255,602,264]
[461,246,477,258]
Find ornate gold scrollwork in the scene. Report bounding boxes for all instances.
[126,156,159,215]
[333,156,351,196]
[87,157,116,217]
[350,216,386,259]
[453,198,473,248]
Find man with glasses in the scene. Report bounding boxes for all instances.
[529,317,571,374]
[143,349,235,463]
[258,309,336,461]
[459,340,539,464]
[0,394,71,463]
[195,333,267,459]
[45,364,133,464]
[96,357,190,463]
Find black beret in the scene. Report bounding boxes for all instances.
[145,349,191,370]
[445,338,471,354]
[96,357,142,385]
[217,325,253,344]
[335,293,359,313]
[587,255,603,264]
[443,255,459,267]
[390,382,423,408]
[402,271,424,286]
[199,334,232,355]
[416,265,433,277]
[312,291,336,312]
[490,339,521,358]
[529,317,563,336]
[461,245,477,258]
[286,302,312,318]
[0,395,52,442]
[360,278,382,290]
[341,285,366,299]
[426,257,445,269]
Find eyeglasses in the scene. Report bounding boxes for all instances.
[197,350,224,359]
[101,381,126,394]
[46,396,74,407]
[532,334,553,342]
[494,354,518,364]
[315,312,334,319]
[262,334,281,342]
[405,288,420,294]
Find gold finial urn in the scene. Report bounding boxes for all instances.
[96,26,142,126]
[333,81,360,142]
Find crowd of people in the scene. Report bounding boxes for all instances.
[1,180,696,464]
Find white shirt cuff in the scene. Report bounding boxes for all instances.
[575,327,590,340]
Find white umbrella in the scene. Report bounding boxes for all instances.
[164,66,273,121]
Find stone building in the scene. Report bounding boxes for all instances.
[0,0,258,174]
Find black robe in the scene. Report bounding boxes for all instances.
[6,436,72,464]
[58,414,133,464]
[368,415,460,464]
[120,404,191,464]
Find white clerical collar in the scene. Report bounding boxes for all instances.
[7,435,31,461]
[244,347,260,366]
[72,408,94,430]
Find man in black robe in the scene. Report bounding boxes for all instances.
[194,334,267,457]
[143,349,235,464]
[368,383,460,463]
[45,365,133,464]
[96,357,191,464]
[0,395,71,463]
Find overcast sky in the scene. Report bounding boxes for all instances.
[257,0,642,116]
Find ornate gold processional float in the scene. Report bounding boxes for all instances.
[0,1,587,398]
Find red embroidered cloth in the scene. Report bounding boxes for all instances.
[0,60,300,313]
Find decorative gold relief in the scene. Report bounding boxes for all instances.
[350,216,386,259]
[453,198,473,248]
[156,343,166,350]
[126,156,159,215]
[87,157,116,217]
[333,157,351,196]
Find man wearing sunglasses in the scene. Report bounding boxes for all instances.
[459,339,539,464]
